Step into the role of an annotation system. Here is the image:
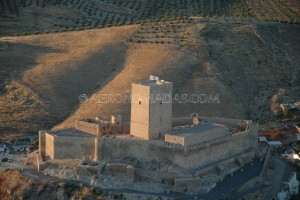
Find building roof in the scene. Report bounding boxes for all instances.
[258,136,268,142]
[170,123,225,137]
[267,141,282,145]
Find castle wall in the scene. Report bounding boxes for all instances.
[41,123,257,169]
[111,115,123,133]
[183,125,225,145]
[166,124,226,146]
[181,123,257,168]
[182,134,254,168]
[39,130,47,155]
[249,123,259,149]
[198,148,255,170]
[198,116,248,125]
[172,117,193,127]
[96,138,177,163]
[172,116,249,127]
[165,134,185,146]
[53,135,95,160]
[95,124,257,168]
[75,120,102,136]
[45,133,55,158]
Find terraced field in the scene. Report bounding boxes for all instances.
[0,0,299,36]
[126,18,197,47]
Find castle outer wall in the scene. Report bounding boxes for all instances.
[40,121,257,169]
[75,120,103,137]
[39,132,96,160]
[96,123,257,168]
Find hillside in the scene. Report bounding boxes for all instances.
[0,25,138,140]
[0,0,299,36]
[0,19,299,139]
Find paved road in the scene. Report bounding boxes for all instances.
[201,157,264,199]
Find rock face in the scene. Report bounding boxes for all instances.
[0,168,105,200]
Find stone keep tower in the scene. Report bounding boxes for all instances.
[130,78,173,140]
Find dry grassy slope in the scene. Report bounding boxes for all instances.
[199,22,300,123]
[54,43,237,130]
[20,25,136,116]
[55,23,251,130]
[0,25,138,139]
[0,22,299,139]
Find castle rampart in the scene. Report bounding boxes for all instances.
[39,77,258,173]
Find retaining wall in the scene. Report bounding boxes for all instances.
[134,169,174,184]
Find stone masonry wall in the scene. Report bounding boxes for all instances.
[75,120,101,136]
[53,135,96,160]
[96,124,257,168]
[45,133,55,158]
[41,123,257,169]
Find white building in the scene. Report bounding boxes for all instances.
[278,172,299,200]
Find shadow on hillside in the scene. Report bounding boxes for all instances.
[0,41,128,137]
[0,42,63,94]
[47,42,128,120]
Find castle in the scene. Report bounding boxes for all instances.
[39,76,258,169]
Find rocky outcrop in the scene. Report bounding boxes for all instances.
[0,168,105,200]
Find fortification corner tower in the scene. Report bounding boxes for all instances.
[130,77,172,140]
